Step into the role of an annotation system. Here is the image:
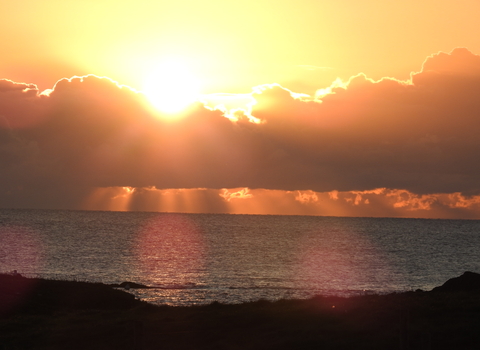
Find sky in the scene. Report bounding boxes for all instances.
[2,0,480,219]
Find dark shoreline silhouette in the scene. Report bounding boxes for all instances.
[1,272,480,349]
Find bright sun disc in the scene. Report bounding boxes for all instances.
[143,60,201,114]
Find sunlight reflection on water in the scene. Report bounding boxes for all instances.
[133,213,207,287]
[0,224,44,274]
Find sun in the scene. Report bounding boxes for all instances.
[143,59,201,115]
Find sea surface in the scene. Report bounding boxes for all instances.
[1,209,479,306]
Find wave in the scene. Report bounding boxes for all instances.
[151,282,198,290]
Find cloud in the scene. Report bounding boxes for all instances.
[0,79,48,129]
[1,48,480,217]
[220,188,254,201]
[81,186,480,219]
[247,49,480,194]
[295,190,319,204]
[419,47,480,77]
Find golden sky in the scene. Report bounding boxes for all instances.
[2,0,480,219]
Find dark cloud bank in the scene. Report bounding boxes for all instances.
[1,48,480,213]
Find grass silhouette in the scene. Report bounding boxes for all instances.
[1,272,480,349]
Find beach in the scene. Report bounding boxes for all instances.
[1,272,480,349]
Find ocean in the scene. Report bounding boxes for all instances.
[1,208,479,306]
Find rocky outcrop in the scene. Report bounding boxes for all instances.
[111,281,152,289]
[432,271,480,292]
[0,273,142,316]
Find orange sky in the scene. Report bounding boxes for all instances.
[2,1,480,219]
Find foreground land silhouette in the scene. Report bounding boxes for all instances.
[1,272,480,349]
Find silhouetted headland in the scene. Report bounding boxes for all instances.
[1,272,480,349]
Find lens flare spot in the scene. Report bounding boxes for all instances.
[0,225,44,315]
